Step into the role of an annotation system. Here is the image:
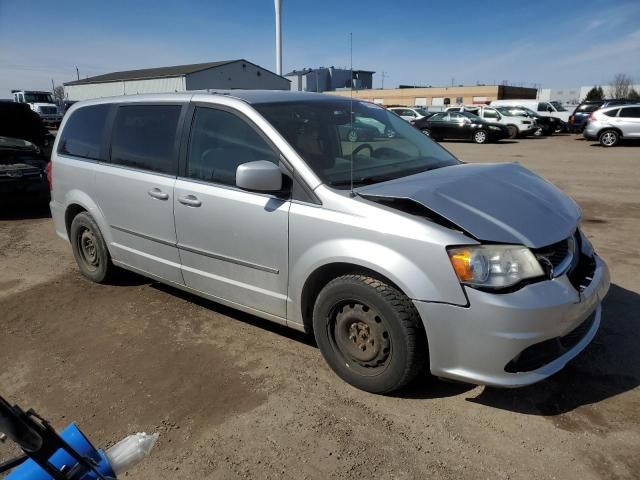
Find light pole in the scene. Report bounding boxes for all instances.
[274,0,282,75]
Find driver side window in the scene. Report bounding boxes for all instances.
[187,107,279,187]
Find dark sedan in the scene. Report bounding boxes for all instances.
[417,111,510,144]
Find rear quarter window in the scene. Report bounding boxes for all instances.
[57,104,110,160]
[110,104,182,175]
[603,109,620,117]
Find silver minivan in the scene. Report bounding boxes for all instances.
[50,91,610,394]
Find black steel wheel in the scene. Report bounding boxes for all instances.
[70,212,116,283]
[313,274,428,394]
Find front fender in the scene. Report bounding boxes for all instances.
[288,238,468,326]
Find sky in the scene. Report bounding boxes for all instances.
[1,0,639,98]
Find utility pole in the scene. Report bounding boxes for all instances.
[75,65,79,81]
[274,0,282,75]
[381,71,389,89]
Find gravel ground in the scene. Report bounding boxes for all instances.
[1,134,639,479]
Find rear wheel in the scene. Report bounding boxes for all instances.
[313,275,427,394]
[70,212,116,283]
[598,129,619,147]
[506,125,518,139]
[421,128,431,137]
[347,130,359,142]
[384,127,396,138]
[473,129,488,144]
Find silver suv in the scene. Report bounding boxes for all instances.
[584,104,640,146]
[50,91,610,393]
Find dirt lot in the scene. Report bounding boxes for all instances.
[1,134,639,479]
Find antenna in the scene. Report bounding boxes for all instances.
[349,32,355,197]
[381,71,389,89]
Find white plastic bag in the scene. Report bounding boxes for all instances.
[105,432,159,474]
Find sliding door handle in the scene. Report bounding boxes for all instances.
[148,188,169,200]
[178,194,202,207]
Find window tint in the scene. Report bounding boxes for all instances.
[58,104,110,160]
[603,109,619,117]
[483,109,499,119]
[110,105,181,174]
[187,107,279,186]
[620,107,640,118]
[577,103,601,113]
[537,102,550,112]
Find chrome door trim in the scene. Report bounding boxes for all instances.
[111,224,279,274]
[111,224,176,248]
[178,243,280,274]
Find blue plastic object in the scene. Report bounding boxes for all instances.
[6,423,115,480]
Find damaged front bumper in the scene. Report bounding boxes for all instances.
[414,255,610,387]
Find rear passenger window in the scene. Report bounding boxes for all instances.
[603,109,619,117]
[186,107,279,187]
[110,105,181,174]
[58,104,110,160]
[620,107,640,118]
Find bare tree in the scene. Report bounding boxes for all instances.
[609,73,633,99]
[53,85,66,105]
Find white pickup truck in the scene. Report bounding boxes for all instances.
[12,90,62,127]
[445,105,536,138]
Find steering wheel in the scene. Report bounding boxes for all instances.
[352,143,374,157]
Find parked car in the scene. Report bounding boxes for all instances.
[419,111,510,143]
[388,107,433,122]
[50,91,609,394]
[338,118,381,142]
[569,99,640,133]
[0,102,53,153]
[583,104,640,147]
[0,136,49,202]
[490,99,571,124]
[493,106,559,136]
[446,105,536,138]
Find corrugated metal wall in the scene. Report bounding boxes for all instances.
[65,76,186,100]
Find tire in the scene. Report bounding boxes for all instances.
[598,129,619,147]
[473,129,488,144]
[384,127,396,138]
[312,274,428,394]
[421,128,431,137]
[506,125,518,139]
[533,127,544,137]
[70,212,116,283]
[347,129,359,142]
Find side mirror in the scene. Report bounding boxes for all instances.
[236,160,283,192]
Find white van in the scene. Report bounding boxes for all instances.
[490,99,570,123]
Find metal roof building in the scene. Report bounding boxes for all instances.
[63,59,290,101]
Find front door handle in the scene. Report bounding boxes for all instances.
[178,194,202,207]
[148,188,169,200]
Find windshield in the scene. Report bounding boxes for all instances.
[24,93,54,104]
[255,100,459,189]
[550,101,567,112]
[495,107,517,117]
[414,108,430,116]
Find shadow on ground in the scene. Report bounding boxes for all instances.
[0,200,51,220]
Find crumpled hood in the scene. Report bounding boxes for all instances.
[358,162,581,248]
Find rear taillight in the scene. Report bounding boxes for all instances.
[46,161,53,191]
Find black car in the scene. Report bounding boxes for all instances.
[568,98,640,133]
[0,136,49,202]
[0,102,54,156]
[417,111,510,144]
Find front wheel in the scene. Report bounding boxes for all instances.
[599,129,619,147]
[473,129,488,144]
[313,275,428,394]
[421,128,431,137]
[347,129,359,142]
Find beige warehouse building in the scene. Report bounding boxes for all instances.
[331,84,536,107]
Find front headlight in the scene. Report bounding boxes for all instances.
[447,245,544,289]
[488,125,501,131]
